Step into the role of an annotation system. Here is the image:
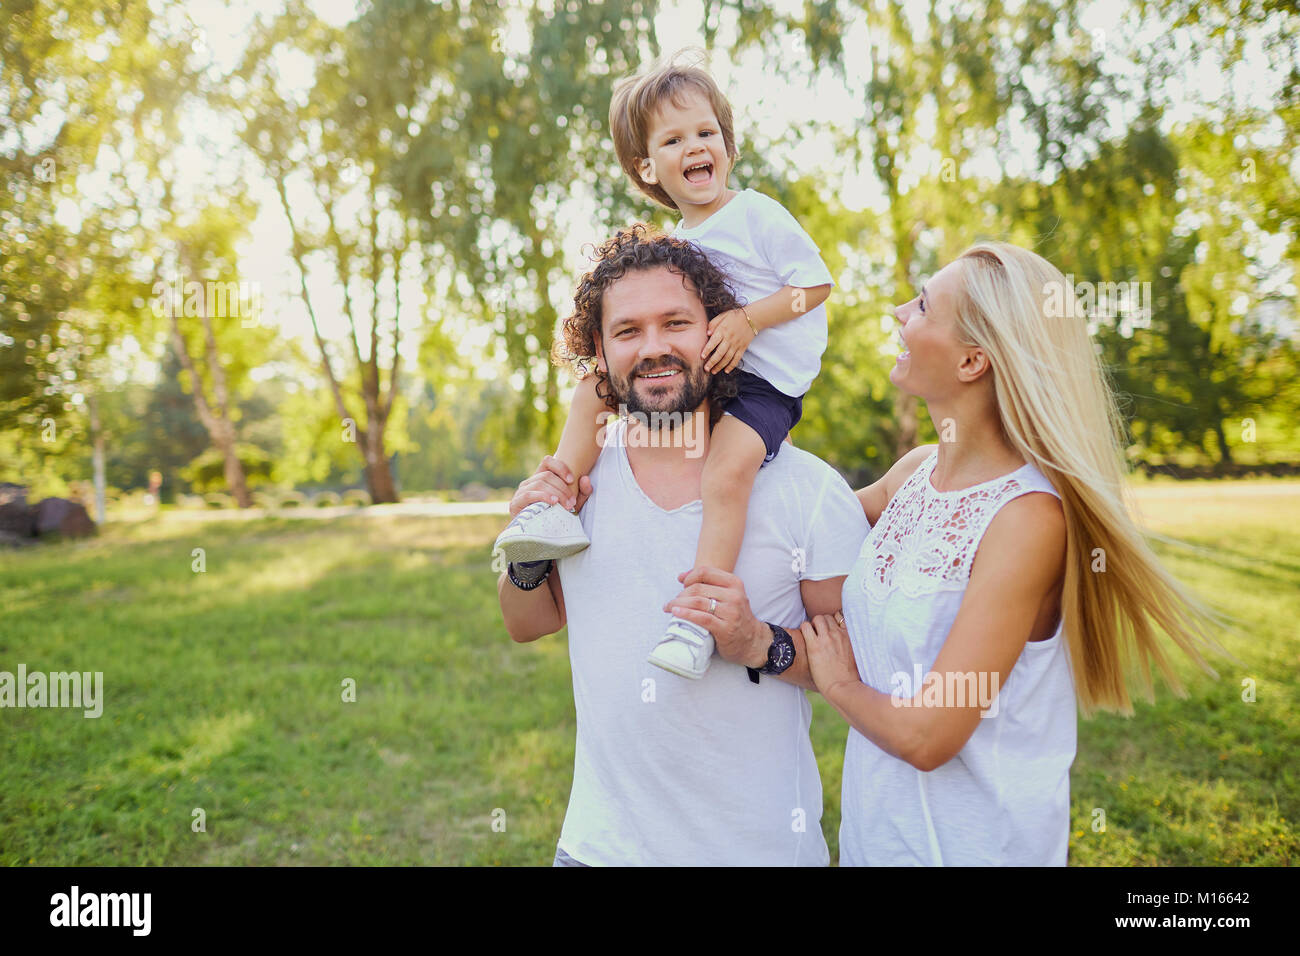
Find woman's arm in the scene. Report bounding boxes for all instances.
[855,445,937,525]
[803,491,1066,771]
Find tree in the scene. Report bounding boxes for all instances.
[379,0,660,456]
[0,0,186,491]
[155,199,276,507]
[231,0,449,503]
[727,0,1297,472]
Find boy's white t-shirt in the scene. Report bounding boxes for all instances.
[674,188,835,398]
[554,418,869,866]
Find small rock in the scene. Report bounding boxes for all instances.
[0,484,35,538]
[34,498,97,539]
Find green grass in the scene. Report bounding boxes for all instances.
[1,484,1296,865]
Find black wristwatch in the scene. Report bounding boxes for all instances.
[746,622,796,684]
[506,559,553,591]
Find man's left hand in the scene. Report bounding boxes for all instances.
[665,566,768,668]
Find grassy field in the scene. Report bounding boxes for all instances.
[1,482,1296,865]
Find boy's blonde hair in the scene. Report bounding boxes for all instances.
[952,242,1229,715]
[609,48,739,211]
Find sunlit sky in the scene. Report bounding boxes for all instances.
[93,0,1292,395]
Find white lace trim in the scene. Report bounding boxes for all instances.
[863,452,1049,600]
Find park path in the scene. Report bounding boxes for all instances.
[143,480,1300,523]
[158,500,511,521]
[1128,482,1300,499]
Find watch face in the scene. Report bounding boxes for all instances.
[765,625,796,674]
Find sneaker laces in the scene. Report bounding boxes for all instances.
[514,501,551,524]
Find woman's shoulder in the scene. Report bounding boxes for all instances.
[977,486,1067,576]
[853,445,937,526]
[884,445,939,499]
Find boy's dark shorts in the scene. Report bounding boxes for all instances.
[723,369,803,463]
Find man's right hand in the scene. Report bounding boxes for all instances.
[509,455,593,516]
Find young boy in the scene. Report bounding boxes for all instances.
[494,52,834,679]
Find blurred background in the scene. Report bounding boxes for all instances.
[2,0,1297,866]
[3,0,1297,512]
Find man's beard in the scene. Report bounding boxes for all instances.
[608,355,709,430]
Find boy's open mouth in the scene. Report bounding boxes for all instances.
[684,161,712,184]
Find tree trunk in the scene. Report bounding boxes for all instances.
[89,393,107,524]
[364,427,398,503]
[218,426,253,508]
[1212,417,1234,469]
[168,308,253,508]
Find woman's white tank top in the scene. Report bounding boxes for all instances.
[838,450,1078,866]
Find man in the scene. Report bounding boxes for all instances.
[496,226,869,866]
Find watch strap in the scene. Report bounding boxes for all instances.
[507,559,553,591]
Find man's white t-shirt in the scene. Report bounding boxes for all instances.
[554,418,869,866]
[674,188,835,398]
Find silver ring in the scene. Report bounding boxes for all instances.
[708,597,717,615]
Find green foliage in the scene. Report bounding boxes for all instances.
[378,0,660,452]
[727,0,1299,471]
[3,0,1296,491]
[181,445,274,493]
[1,0,196,433]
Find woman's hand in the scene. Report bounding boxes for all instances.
[799,612,861,699]
[702,308,756,374]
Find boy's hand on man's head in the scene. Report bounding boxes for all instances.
[703,308,756,374]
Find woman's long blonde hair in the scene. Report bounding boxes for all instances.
[953,242,1226,715]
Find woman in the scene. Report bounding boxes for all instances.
[800,242,1224,866]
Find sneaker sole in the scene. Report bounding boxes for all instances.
[645,647,709,680]
[493,535,591,563]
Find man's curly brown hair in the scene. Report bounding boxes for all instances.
[551,224,740,426]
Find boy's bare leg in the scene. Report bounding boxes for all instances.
[694,414,767,572]
[551,375,609,510]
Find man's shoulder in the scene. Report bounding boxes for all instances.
[761,441,839,477]
[752,443,849,507]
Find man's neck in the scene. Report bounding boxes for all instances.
[622,405,712,508]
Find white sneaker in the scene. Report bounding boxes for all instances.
[492,501,590,563]
[646,616,715,679]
